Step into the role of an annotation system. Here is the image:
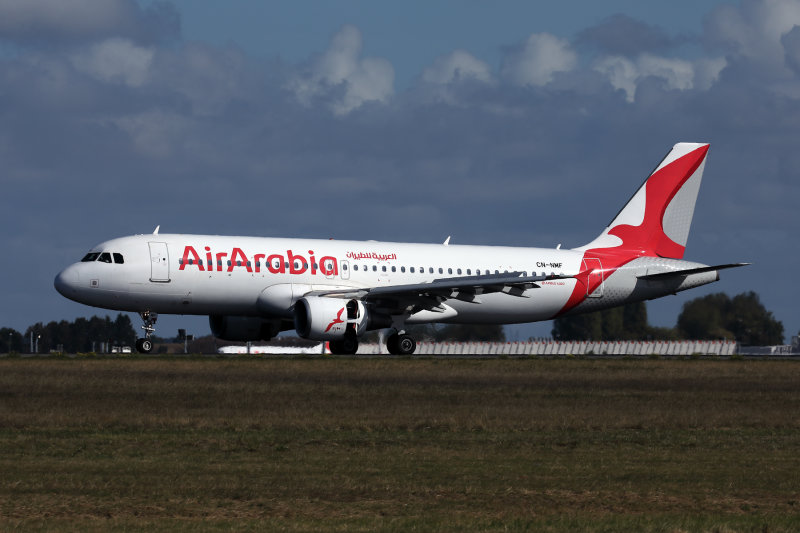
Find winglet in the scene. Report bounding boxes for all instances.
[153,225,160,235]
[443,236,450,246]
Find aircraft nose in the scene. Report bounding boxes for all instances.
[54,264,81,298]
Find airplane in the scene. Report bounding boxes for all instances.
[54,142,747,355]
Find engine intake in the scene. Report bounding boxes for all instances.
[294,296,367,340]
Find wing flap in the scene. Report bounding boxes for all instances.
[307,272,571,307]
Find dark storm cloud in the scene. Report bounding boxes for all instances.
[0,0,179,46]
[1,0,797,339]
[576,14,683,56]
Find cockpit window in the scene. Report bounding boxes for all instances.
[98,252,112,263]
[113,253,124,264]
[81,252,100,262]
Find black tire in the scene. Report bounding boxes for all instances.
[328,340,344,355]
[341,332,359,355]
[397,334,416,355]
[137,338,153,354]
[386,333,400,355]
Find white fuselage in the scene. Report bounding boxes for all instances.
[54,233,715,325]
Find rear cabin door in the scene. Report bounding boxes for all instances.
[148,242,171,282]
[582,258,604,298]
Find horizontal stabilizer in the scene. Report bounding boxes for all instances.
[637,263,750,281]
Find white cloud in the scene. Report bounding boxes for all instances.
[70,38,153,87]
[594,53,724,102]
[288,25,394,115]
[421,50,492,85]
[705,0,800,68]
[114,110,190,158]
[501,33,577,87]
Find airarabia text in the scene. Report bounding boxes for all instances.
[178,246,338,276]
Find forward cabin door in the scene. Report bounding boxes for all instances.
[582,258,603,298]
[149,242,171,282]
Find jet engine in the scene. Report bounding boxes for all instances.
[209,315,285,341]
[293,296,368,341]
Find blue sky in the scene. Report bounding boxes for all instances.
[1,0,797,342]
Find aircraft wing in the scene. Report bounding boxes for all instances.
[307,272,574,315]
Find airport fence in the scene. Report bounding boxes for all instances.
[219,340,739,356]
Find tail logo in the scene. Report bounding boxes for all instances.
[608,144,709,258]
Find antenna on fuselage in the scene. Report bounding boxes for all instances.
[153,225,160,235]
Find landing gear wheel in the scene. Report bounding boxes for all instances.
[386,333,400,355]
[328,333,359,355]
[397,334,416,355]
[386,333,416,355]
[328,340,344,355]
[341,331,359,355]
[135,338,153,353]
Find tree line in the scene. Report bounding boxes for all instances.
[552,291,784,345]
[1,314,137,353]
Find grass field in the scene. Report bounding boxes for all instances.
[1,356,799,532]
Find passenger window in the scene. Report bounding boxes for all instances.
[227,260,232,267]
[343,263,348,271]
[81,252,100,262]
[372,265,377,272]
[410,267,415,273]
[382,266,387,272]
[391,266,396,272]
[429,268,434,274]
[467,269,471,275]
[457,268,462,275]
[448,268,453,274]
[401,266,405,273]
[354,264,358,271]
[438,268,443,274]
[113,253,124,264]
[98,252,112,263]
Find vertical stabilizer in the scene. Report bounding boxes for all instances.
[577,142,709,259]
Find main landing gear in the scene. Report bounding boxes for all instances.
[328,329,359,355]
[386,331,416,355]
[135,311,157,354]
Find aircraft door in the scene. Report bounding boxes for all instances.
[582,258,603,298]
[149,242,171,282]
[340,259,350,280]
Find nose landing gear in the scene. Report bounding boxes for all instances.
[135,311,158,354]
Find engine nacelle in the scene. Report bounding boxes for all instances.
[209,315,284,341]
[294,296,367,341]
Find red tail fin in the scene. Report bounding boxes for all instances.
[578,143,709,259]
